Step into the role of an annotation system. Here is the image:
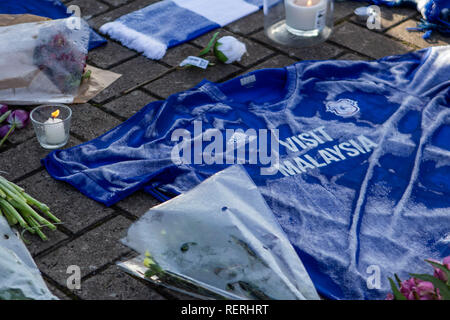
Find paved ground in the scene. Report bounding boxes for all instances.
[0,0,448,300]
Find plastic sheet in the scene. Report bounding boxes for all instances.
[0,17,90,105]
[121,165,319,300]
[0,216,56,300]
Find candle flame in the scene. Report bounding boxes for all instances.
[307,0,313,6]
[51,109,60,119]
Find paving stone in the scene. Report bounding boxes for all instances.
[90,0,159,30]
[350,6,418,31]
[92,56,169,103]
[70,104,122,141]
[334,0,368,21]
[6,124,35,146]
[252,30,344,60]
[226,10,264,35]
[87,40,137,69]
[101,0,132,7]
[161,43,201,67]
[103,90,157,119]
[192,29,274,67]
[26,228,69,257]
[116,190,160,218]
[66,0,110,18]
[45,281,73,300]
[74,265,166,300]
[338,52,370,60]
[144,63,241,99]
[0,137,81,182]
[386,19,450,49]
[36,216,132,287]
[330,22,413,58]
[248,54,297,72]
[19,170,116,233]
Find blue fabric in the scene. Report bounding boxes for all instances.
[43,46,450,299]
[0,0,106,50]
[112,1,220,49]
[99,0,263,59]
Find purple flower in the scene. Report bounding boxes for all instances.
[7,110,29,129]
[0,104,8,116]
[0,125,10,138]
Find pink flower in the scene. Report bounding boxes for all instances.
[443,256,450,270]
[385,293,394,300]
[430,256,450,283]
[398,278,442,300]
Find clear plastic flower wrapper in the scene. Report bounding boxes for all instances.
[119,165,319,300]
[0,17,90,105]
[0,216,56,300]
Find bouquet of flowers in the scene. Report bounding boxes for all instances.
[33,32,88,94]
[387,256,450,300]
[0,17,90,104]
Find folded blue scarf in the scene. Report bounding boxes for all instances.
[0,0,106,50]
[100,0,263,60]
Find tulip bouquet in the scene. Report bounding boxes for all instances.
[0,104,29,148]
[387,256,450,300]
[0,175,60,241]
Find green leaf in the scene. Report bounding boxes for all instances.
[410,273,450,300]
[0,110,11,124]
[394,273,402,287]
[388,277,406,300]
[199,32,220,57]
[425,259,450,286]
[214,45,228,63]
[81,70,92,80]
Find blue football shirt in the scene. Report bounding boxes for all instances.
[43,46,450,299]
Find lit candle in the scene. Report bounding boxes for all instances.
[285,0,327,32]
[44,109,66,145]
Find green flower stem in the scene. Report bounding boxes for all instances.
[0,123,16,148]
[0,198,28,230]
[7,197,56,231]
[27,216,48,241]
[2,178,60,223]
[0,178,26,202]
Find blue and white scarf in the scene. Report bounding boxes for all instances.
[100,0,263,60]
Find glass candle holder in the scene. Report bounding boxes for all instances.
[264,0,334,47]
[30,104,72,150]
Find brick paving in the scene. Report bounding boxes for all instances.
[0,0,448,300]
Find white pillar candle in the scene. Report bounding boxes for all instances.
[44,117,66,145]
[285,0,327,32]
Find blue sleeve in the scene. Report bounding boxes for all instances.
[42,99,170,206]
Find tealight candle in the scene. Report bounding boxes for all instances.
[285,0,327,32]
[44,109,66,145]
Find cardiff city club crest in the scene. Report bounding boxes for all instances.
[325,99,360,118]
